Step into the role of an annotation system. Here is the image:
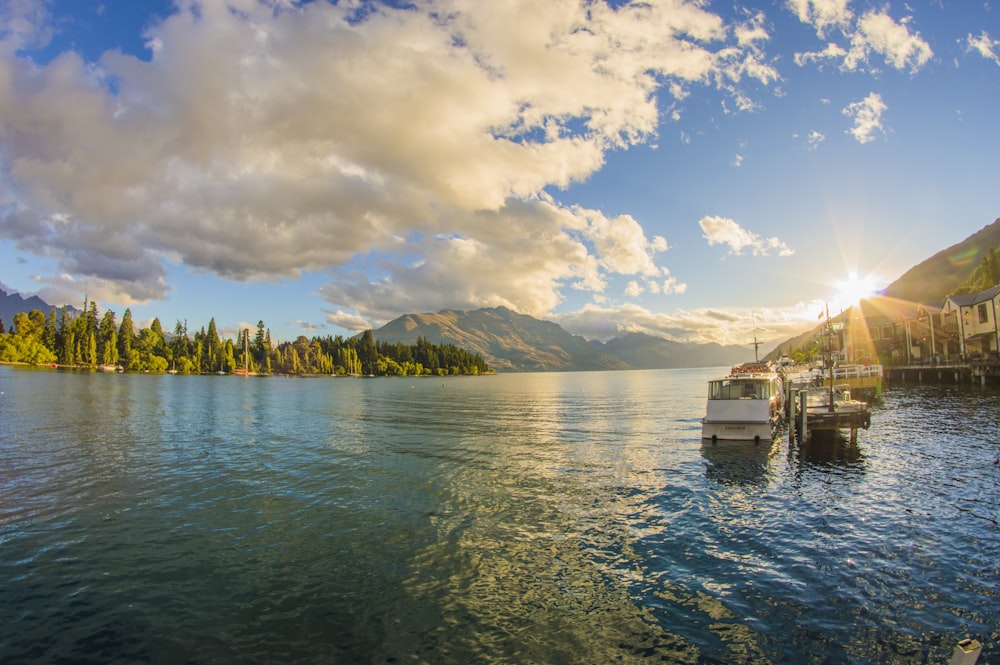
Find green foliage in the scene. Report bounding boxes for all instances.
[952,247,1000,296]
[1,306,490,377]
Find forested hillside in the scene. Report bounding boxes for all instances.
[0,299,489,376]
[882,218,1000,305]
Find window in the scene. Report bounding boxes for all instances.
[978,303,989,324]
[708,379,771,400]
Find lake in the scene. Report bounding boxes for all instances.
[0,365,997,664]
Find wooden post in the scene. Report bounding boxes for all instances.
[789,387,796,444]
[798,390,808,442]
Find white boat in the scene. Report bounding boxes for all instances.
[702,363,784,443]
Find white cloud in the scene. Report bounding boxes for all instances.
[807,129,826,149]
[324,310,371,333]
[0,0,779,318]
[966,31,1000,66]
[314,198,676,326]
[786,0,853,38]
[850,11,932,73]
[553,300,821,345]
[790,3,932,73]
[843,92,888,143]
[793,41,848,67]
[699,216,795,257]
[0,0,53,51]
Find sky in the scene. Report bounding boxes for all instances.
[1,0,998,350]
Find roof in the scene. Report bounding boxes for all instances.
[945,284,1000,308]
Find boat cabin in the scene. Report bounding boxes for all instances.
[708,376,776,401]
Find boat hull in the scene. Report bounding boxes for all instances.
[701,418,780,443]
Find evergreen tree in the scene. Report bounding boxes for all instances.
[98,310,118,365]
[118,308,136,370]
[44,308,57,352]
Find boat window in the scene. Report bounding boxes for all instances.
[709,379,771,400]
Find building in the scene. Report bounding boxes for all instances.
[941,285,1000,358]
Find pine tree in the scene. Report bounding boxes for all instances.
[118,308,136,370]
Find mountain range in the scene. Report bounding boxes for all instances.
[0,289,76,331]
[3,216,998,372]
[373,306,750,372]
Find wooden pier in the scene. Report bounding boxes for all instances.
[884,358,1000,386]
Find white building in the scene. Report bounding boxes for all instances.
[941,285,1000,357]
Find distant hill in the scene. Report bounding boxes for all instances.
[374,306,751,372]
[594,332,751,369]
[0,289,77,331]
[882,218,1000,305]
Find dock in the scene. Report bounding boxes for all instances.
[783,365,877,443]
[884,358,1000,386]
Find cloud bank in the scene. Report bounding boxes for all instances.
[0,0,780,322]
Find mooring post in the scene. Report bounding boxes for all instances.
[788,387,796,444]
[949,638,982,665]
[798,390,808,442]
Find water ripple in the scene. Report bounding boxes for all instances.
[1,367,998,663]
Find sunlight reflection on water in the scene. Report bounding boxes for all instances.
[0,366,997,664]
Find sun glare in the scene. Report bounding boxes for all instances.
[831,271,883,310]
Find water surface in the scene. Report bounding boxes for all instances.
[1,366,997,663]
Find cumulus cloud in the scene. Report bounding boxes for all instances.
[786,0,852,38]
[843,92,888,143]
[324,310,370,333]
[315,197,673,325]
[0,0,779,320]
[966,31,1000,66]
[699,216,795,257]
[790,2,932,73]
[553,300,820,345]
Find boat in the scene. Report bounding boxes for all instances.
[800,383,871,441]
[786,304,873,442]
[232,331,257,377]
[701,362,785,443]
[98,364,124,373]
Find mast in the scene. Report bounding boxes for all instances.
[752,313,761,363]
[825,303,834,412]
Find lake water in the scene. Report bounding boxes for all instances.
[1,365,997,664]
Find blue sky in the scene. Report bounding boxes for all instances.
[1,0,998,349]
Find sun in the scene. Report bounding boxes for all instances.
[831,271,883,310]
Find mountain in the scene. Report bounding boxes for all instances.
[594,332,751,369]
[374,306,751,372]
[882,217,1000,305]
[374,306,630,372]
[0,289,76,331]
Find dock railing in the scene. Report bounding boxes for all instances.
[832,364,883,380]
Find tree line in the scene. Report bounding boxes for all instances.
[0,298,490,376]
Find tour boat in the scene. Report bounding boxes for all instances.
[701,363,784,443]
